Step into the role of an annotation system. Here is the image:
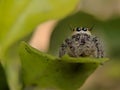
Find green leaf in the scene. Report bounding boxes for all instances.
[19,42,108,90]
[0,1,79,89]
[0,63,9,90]
[0,0,79,55]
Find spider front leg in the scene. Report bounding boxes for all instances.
[93,36,104,58]
[59,38,77,57]
[59,42,67,57]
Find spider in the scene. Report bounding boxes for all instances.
[59,27,104,58]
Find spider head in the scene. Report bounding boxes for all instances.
[72,27,91,35]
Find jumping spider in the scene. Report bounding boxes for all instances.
[59,27,104,58]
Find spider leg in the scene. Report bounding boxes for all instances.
[65,38,77,57]
[93,36,104,58]
[78,34,95,57]
[59,42,67,57]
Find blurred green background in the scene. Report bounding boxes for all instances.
[0,0,120,90]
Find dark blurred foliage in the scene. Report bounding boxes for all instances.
[0,63,9,90]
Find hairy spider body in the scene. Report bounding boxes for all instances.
[59,27,104,58]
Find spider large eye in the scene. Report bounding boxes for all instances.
[82,27,87,31]
[76,27,81,31]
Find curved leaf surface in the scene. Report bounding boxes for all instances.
[19,42,108,90]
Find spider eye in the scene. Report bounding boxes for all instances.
[76,27,81,31]
[72,28,75,31]
[82,27,87,31]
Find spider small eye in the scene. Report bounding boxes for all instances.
[76,27,81,31]
[72,28,75,31]
[82,27,87,31]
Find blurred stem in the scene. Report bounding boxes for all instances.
[29,20,58,52]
